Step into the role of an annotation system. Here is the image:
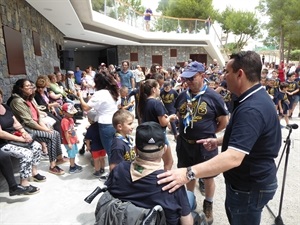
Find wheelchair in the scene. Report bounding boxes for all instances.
[84,186,207,225]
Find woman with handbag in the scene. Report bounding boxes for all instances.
[9,79,68,175]
[0,89,44,194]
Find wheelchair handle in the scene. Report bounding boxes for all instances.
[84,186,107,204]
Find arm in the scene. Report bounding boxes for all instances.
[85,139,91,152]
[64,130,72,149]
[131,76,135,90]
[157,114,177,127]
[77,90,92,111]
[215,115,229,133]
[157,148,245,193]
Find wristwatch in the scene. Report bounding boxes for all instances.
[186,166,196,181]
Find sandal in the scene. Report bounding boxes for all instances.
[56,156,69,165]
[32,173,46,182]
[49,166,65,175]
[24,185,40,195]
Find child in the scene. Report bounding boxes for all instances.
[109,109,135,171]
[160,81,179,141]
[84,110,106,178]
[278,82,290,126]
[119,86,134,111]
[61,103,83,174]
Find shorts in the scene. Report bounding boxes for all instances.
[91,149,106,159]
[176,135,218,178]
[64,144,78,158]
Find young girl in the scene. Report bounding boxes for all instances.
[138,79,177,170]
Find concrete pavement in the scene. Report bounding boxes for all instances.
[0,106,300,225]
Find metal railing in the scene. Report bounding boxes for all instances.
[92,0,228,59]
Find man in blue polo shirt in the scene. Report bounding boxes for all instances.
[157,51,282,225]
[105,121,194,225]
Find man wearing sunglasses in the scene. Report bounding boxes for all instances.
[174,61,229,224]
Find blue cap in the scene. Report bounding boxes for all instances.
[181,61,205,78]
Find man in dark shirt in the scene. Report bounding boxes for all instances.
[157,51,282,225]
[105,121,194,225]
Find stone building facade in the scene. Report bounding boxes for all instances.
[0,0,63,101]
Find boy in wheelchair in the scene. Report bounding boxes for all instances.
[89,121,207,225]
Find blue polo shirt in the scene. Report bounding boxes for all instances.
[222,84,282,190]
[106,161,191,225]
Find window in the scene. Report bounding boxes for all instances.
[3,26,26,75]
[32,31,41,56]
[170,49,177,57]
[130,53,138,62]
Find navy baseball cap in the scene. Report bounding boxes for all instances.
[181,61,205,78]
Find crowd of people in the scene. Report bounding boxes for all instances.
[1,53,300,225]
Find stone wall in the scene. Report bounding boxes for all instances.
[117,45,212,69]
[0,0,64,101]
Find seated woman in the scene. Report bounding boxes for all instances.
[0,89,44,194]
[0,150,29,196]
[34,75,62,136]
[9,79,67,175]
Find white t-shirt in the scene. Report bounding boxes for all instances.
[87,89,120,124]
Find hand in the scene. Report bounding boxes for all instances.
[168,114,178,122]
[77,90,82,98]
[68,143,72,149]
[22,132,33,142]
[86,147,91,152]
[157,168,188,193]
[197,138,218,151]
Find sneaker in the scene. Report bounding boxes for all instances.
[100,168,105,174]
[198,178,205,196]
[69,165,83,174]
[203,200,213,225]
[49,166,65,175]
[75,164,83,171]
[9,185,29,196]
[93,171,101,178]
[99,173,109,181]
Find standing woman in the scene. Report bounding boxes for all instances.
[138,79,177,170]
[9,79,67,175]
[78,72,120,164]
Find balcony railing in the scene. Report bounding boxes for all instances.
[92,0,223,48]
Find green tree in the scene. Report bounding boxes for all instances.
[216,7,260,53]
[156,0,216,33]
[258,0,300,62]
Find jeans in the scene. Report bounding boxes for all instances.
[186,190,196,210]
[98,123,115,163]
[225,180,277,225]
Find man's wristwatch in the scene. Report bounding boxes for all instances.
[186,166,196,181]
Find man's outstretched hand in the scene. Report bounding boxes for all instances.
[197,138,218,151]
[157,168,189,193]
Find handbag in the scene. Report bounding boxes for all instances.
[7,130,36,148]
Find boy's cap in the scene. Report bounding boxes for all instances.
[62,103,78,114]
[87,109,98,122]
[181,61,205,78]
[67,70,74,75]
[136,121,165,153]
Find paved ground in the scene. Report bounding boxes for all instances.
[0,106,300,225]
